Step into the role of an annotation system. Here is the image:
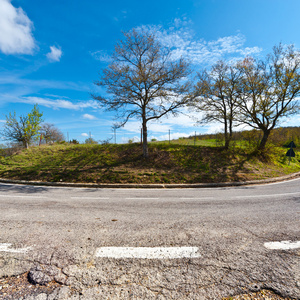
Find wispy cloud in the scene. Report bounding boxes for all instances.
[46,45,62,62]
[0,94,99,110]
[0,0,36,55]
[25,97,98,110]
[138,19,262,66]
[0,74,91,92]
[82,113,97,120]
[155,132,191,141]
[90,50,112,63]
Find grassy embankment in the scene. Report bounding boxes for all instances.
[0,140,299,184]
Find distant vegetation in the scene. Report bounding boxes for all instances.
[175,127,300,148]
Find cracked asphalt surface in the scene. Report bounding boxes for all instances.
[0,179,299,299]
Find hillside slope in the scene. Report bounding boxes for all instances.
[0,143,299,184]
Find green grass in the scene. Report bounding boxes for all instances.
[0,142,299,184]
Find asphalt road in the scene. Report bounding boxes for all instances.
[0,179,299,299]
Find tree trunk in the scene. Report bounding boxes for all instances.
[142,120,148,158]
[24,140,29,149]
[258,129,271,150]
[224,120,230,149]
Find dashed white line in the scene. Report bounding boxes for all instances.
[180,197,214,200]
[125,198,159,200]
[71,197,109,200]
[0,243,31,254]
[0,195,48,199]
[95,247,201,259]
[264,240,300,250]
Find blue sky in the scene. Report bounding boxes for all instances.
[0,0,299,143]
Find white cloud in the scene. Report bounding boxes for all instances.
[82,113,97,120]
[3,95,99,110]
[46,45,62,62]
[91,50,112,63]
[121,136,140,143]
[0,0,36,54]
[157,132,190,141]
[81,133,89,137]
[26,97,98,110]
[152,20,262,65]
[122,121,141,133]
[0,75,91,92]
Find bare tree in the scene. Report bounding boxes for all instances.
[237,44,300,150]
[192,61,242,149]
[40,123,65,144]
[92,28,191,158]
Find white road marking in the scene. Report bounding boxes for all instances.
[264,240,300,250]
[71,197,109,200]
[180,197,214,200]
[125,198,159,200]
[231,192,300,199]
[0,243,31,254]
[95,247,201,259]
[0,195,48,199]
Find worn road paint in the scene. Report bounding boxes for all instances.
[180,197,214,200]
[71,197,109,199]
[264,240,300,250]
[234,192,300,199]
[0,195,48,199]
[95,247,201,259]
[125,198,160,200]
[0,243,31,253]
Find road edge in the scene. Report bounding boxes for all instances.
[0,171,299,188]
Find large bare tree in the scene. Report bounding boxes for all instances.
[92,28,191,158]
[237,44,300,150]
[192,61,242,149]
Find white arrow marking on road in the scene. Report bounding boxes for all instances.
[95,247,201,259]
[0,243,31,253]
[264,240,300,250]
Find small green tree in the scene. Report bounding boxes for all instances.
[2,104,43,149]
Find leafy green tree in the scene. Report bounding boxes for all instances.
[237,44,300,150]
[2,104,43,149]
[92,28,191,158]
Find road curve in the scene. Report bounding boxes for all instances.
[0,178,299,299]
